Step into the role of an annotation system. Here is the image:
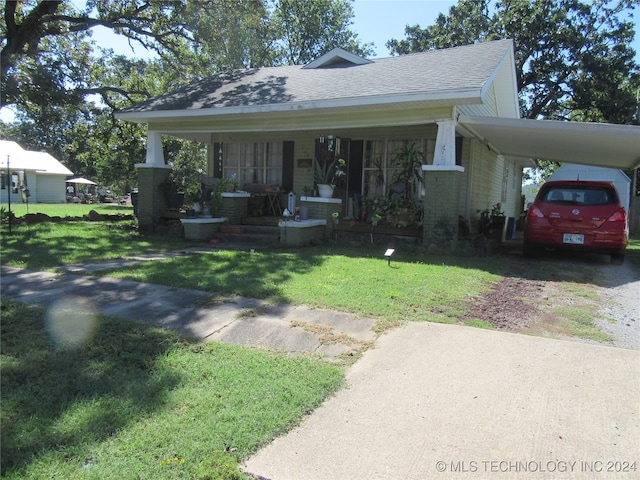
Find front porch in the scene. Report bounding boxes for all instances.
[159,186,427,247]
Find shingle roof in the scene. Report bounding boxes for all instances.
[0,140,73,175]
[120,40,513,114]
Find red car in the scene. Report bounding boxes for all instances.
[524,180,628,264]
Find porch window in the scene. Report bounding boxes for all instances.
[363,139,434,198]
[223,142,283,186]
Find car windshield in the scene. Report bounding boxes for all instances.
[542,186,617,206]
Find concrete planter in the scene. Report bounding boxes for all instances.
[278,219,327,247]
[181,217,228,240]
[300,196,341,239]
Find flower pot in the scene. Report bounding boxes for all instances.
[299,206,309,220]
[317,184,334,198]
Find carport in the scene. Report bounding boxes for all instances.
[458,115,640,232]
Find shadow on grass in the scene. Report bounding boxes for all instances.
[103,247,327,303]
[2,220,637,292]
[0,222,193,270]
[376,235,640,290]
[0,301,186,477]
[488,239,640,288]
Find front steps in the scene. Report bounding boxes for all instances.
[210,223,279,249]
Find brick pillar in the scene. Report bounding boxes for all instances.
[136,165,171,231]
[220,193,250,224]
[422,166,465,246]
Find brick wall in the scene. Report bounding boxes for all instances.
[136,166,171,230]
[219,194,250,224]
[422,169,464,244]
[300,197,342,239]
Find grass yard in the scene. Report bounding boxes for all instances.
[626,235,640,269]
[0,221,197,270]
[2,218,639,478]
[1,301,344,479]
[102,246,502,332]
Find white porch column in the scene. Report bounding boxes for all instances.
[433,119,457,166]
[145,131,165,166]
[135,130,170,232]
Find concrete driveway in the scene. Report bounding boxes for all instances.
[244,321,640,479]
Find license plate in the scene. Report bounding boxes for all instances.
[563,233,584,244]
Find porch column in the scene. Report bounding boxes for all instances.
[422,119,465,247]
[145,131,165,166]
[135,131,171,231]
[433,119,457,166]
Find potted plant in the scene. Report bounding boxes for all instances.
[314,157,346,198]
[390,143,425,200]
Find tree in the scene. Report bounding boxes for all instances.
[1,0,372,193]
[270,0,373,65]
[387,0,639,124]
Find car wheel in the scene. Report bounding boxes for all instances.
[611,253,625,265]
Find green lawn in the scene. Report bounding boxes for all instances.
[102,246,501,332]
[1,301,344,479]
[2,218,638,478]
[0,220,196,270]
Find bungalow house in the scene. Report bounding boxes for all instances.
[0,140,74,204]
[115,39,640,243]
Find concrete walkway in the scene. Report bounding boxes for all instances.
[0,265,376,361]
[244,322,640,480]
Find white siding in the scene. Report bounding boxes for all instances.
[458,85,498,118]
[35,174,67,203]
[466,139,519,232]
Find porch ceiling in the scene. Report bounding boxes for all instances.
[458,115,640,170]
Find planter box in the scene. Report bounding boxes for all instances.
[299,196,341,239]
[181,217,228,240]
[278,219,327,247]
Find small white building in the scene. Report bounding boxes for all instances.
[0,140,73,204]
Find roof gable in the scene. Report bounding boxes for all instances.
[303,47,373,69]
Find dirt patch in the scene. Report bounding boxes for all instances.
[461,255,640,349]
[462,277,558,330]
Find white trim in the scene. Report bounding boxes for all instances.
[115,89,484,122]
[145,131,165,166]
[181,217,228,224]
[300,196,342,204]
[433,119,458,166]
[422,165,465,172]
[303,48,372,69]
[278,219,326,228]
[135,163,171,169]
[221,192,250,198]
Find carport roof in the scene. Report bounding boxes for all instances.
[458,115,640,170]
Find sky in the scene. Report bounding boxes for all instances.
[352,0,458,57]
[1,0,639,122]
